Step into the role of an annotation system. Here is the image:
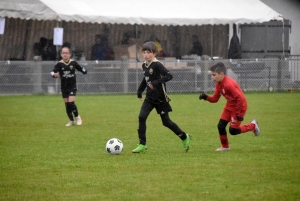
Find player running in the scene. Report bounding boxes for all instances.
[199,62,260,151]
[132,41,191,153]
[50,47,87,126]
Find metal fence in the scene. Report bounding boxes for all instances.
[0,58,299,95]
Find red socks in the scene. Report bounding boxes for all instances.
[240,123,255,133]
[219,135,229,148]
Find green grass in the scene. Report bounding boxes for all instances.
[0,92,300,201]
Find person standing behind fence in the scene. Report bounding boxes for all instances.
[189,35,203,56]
[91,34,109,60]
[132,41,191,153]
[50,47,87,126]
[198,62,260,151]
[149,34,165,57]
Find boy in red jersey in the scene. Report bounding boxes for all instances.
[199,62,260,151]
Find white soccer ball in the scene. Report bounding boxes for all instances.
[106,138,124,155]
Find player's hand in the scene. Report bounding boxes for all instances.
[199,92,207,100]
[138,97,144,101]
[236,115,244,121]
[147,83,154,89]
[53,73,59,78]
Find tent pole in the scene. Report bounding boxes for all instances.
[135,24,139,61]
[211,25,213,57]
[23,20,31,60]
[282,18,285,59]
[56,20,60,61]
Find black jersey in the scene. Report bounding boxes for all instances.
[137,59,172,104]
[51,59,87,92]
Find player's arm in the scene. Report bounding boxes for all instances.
[137,77,147,100]
[74,62,87,74]
[151,63,173,87]
[50,64,59,78]
[199,85,221,103]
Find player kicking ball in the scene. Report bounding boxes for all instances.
[132,41,191,153]
[199,62,260,151]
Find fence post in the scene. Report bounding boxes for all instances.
[33,57,43,94]
[121,56,128,93]
[202,55,210,92]
[277,59,283,91]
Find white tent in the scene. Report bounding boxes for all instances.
[1,0,283,25]
[0,0,57,21]
[0,0,284,60]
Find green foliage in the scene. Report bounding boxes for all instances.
[0,92,300,201]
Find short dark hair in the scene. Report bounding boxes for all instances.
[142,41,158,54]
[210,62,227,74]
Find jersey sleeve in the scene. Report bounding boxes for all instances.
[50,63,60,77]
[74,61,87,74]
[206,84,221,103]
[137,77,147,98]
[151,62,173,87]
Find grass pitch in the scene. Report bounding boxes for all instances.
[0,92,299,201]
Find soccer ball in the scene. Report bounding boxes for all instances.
[106,138,123,155]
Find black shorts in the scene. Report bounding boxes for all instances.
[61,90,77,98]
[142,99,172,115]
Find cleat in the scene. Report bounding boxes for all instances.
[65,121,74,126]
[215,147,230,151]
[182,133,191,152]
[251,119,260,136]
[132,144,147,153]
[76,115,82,125]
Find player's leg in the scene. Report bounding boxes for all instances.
[230,110,260,136]
[160,112,191,152]
[132,100,153,153]
[160,113,186,138]
[216,119,230,151]
[239,121,260,136]
[67,91,82,125]
[63,92,75,126]
[216,108,231,151]
[228,116,242,136]
[228,109,246,135]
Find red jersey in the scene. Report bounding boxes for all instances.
[206,76,247,116]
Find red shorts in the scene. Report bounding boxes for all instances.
[220,107,247,129]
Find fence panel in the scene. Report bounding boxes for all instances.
[0,58,299,96]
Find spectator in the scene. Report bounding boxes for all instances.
[150,34,165,57]
[34,37,57,60]
[228,24,241,59]
[189,35,203,56]
[46,39,57,60]
[91,34,109,60]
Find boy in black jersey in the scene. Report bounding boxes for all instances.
[50,47,87,126]
[132,42,191,153]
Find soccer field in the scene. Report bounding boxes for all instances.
[0,92,299,201]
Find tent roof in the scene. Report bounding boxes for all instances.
[0,0,283,25]
[0,0,57,21]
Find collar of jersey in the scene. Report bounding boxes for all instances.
[144,58,158,68]
[59,59,73,65]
